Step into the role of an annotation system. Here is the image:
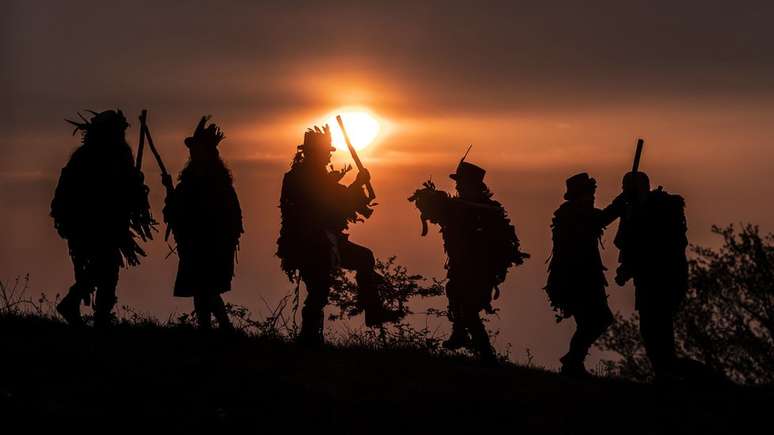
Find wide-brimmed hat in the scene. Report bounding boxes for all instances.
[184,115,224,149]
[564,172,597,200]
[297,124,336,153]
[450,161,486,185]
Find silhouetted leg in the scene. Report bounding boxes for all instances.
[561,297,614,376]
[338,240,399,326]
[639,298,676,378]
[448,277,496,362]
[92,249,120,328]
[210,294,234,331]
[562,313,593,372]
[462,308,496,364]
[338,240,378,308]
[71,254,93,294]
[57,255,90,326]
[443,278,470,350]
[57,285,85,323]
[194,295,212,330]
[443,316,470,350]
[299,266,331,346]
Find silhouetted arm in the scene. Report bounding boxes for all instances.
[162,182,183,239]
[613,216,633,286]
[597,194,627,228]
[50,165,73,239]
[226,184,244,244]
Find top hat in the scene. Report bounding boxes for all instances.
[450,161,486,185]
[564,172,597,200]
[298,124,336,153]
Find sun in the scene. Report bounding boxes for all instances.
[326,110,381,151]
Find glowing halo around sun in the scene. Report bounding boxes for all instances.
[325,110,381,151]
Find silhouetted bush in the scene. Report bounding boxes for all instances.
[327,256,446,321]
[599,224,774,384]
[0,274,57,318]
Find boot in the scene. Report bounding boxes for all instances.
[194,296,213,331]
[56,289,83,327]
[297,323,323,348]
[357,270,401,327]
[93,310,115,329]
[468,317,499,366]
[442,325,471,350]
[559,354,592,379]
[211,295,235,333]
[93,288,116,329]
[478,346,500,367]
[197,313,213,331]
[216,315,235,333]
[298,305,324,348]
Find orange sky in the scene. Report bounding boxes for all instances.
[3,1,774,367]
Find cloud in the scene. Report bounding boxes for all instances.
[0,170,56,209]
[6,1,774,126]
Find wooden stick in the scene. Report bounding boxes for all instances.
[135,110,147,170]
[632,138,644,173]
[336,115,376,200]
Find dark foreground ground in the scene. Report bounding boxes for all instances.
[0,315,771,434]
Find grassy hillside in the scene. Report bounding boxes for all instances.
[0,314,770,434]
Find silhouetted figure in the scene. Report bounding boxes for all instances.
[614,171,689,381]
[409,159,528,363]
[545,173,625,377]
[163,116,243,331]
[277,125,400,347]
[51,110,154,327]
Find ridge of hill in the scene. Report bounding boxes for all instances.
[0,314,770,434]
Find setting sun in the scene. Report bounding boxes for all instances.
[326,110,381,151]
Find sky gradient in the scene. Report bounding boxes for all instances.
[3,0,774,367]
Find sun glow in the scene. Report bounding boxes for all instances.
[326,110,381,151]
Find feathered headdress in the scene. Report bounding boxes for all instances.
[298,124,336,153]
[185,115,225,149]
[65,109,128,136]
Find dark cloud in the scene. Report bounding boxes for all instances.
[6,1,774,125]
